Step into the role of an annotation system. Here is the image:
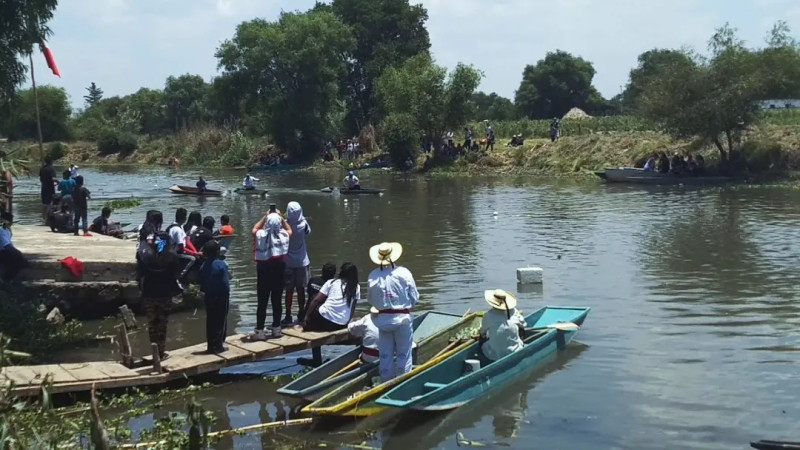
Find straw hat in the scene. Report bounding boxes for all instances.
[484,289,517,311]
[369,306,379,314]
[369,242,403,265]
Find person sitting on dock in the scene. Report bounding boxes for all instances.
[343,171,360,190]
[196,176,207,194]
[90,207,112,236]
[0,218,24,283]
[479,289,526,363]
[138,232,182,361]
[367,242,419,382]
[198,240,231,354]
[348,307,380,363]
[303,262,360,332]
[167,208,202,287]
[307,262,336,301]
[242,173,259,190]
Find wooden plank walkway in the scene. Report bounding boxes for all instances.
[3,327,353,397]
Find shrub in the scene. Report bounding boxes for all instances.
[741,137,785,172]
[380,113,418,168]
[46,142,65,162]
[97,129,138,156]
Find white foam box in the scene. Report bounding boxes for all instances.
[516,267,543,284]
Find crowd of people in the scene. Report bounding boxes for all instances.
[643,151,706,175]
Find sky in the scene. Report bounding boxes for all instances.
[25,0,800,109]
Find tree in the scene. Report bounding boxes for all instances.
[1,85,71,141]
[125,88,166,135]
[376,53,481,164]
[216,10,355,159]
[638,24,765,162]
[0,0,58,102]
[619,49,696,113]
[757,21,800,99]
[163,74,210,130]
[320,0,430,132]
[83,82,103,108]
[515,50,598,119]
[470,92,517,121]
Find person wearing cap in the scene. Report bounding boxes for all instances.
[367,242,419,381]
[479,289,526,362]
[242,173,259,190]
[343,171,360,190]
[347,307,380,363]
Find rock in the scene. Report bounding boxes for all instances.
[46,307,65,325]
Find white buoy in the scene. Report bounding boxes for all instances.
[516,266,543,284]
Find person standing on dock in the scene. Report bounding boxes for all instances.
[138,232,182,360]
[198,240,231,353]
[39,158,57,223]
[283,201,311,325]
[72,176,92,237]
[252,207,292,340]
[367,242,419,382]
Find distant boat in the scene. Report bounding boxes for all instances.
[320,187,384,195]
[167,185,223,196]
[595,167,734,185]
[375,306,590,412]
[233,188,268,196]
[751,441,800,450]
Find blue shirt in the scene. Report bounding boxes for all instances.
[198,258,230,298]
[0,227,12,249]
[58,178,75,196]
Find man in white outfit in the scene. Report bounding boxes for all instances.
[347,306,380,363]
[367,242,419,382]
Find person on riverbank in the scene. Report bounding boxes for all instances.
[167,208,202,286]
[344,171,360,190]
[252,208,292,340]
[485,125,495,151]
[367,242,419,382]
[480,289,525,363]
[348,307,380,363]
[550,118,561,143]
[303,262,359,332]
[72,176,92,237]
[184,211,202,234]
[198,240,231,353]
[0,220,24,282]
[242,174,259,190]
[39,158,57,223]
[284,201,311,325]
[138,232,182,360]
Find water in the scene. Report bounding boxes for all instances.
[12,167,800,448]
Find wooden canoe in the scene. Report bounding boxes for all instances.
[751,441,800,450]
[167,185,223,196]
[301,312,484,417]
[233,188,268,195]
[277,311,463,402]
[375,306,590,411]
[320,187,384,195]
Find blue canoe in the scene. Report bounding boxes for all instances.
[277,310,464,402]
[375,305,590,411]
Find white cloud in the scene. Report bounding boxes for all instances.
[25,0,796,108]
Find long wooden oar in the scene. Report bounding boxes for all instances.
[325,359,362,381]
[525,322,580,333]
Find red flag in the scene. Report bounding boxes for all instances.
[40,44,61,77]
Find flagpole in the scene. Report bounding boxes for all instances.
[29,52,44,162]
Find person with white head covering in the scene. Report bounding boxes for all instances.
[251,206,292,340]
[366,242,418,381]
[283,201,311,325]
[242,173,259,190]
[347,306,381,363]
[479,289,526,362]
[343,171,360,190]
[70,164,79,179]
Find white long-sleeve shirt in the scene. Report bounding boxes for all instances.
[480,308,525,361]
[367,266,419,311]
[242,175,259,188]
[348,314,379,362]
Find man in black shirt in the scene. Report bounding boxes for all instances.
[190,216,216,252]
[90,207,112,235]
[38,158,57,223]
[72,175,92,236]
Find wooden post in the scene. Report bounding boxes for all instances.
[151,343,162,374]
[118,305,137,330]
[28,52,44,162]
[311,346,322,367]
[115,323,133,368]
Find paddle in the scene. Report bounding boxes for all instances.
[432,337,473,360]
[325,359,362,381]
[524,322,580,333]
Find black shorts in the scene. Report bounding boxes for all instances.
[41,187,54,205]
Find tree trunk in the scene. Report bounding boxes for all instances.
[713,137,728,161]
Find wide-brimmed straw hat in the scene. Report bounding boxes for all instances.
[484,289,517,311]
[369,242,403,265]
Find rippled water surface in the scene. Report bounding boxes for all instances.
[13,166,800,449]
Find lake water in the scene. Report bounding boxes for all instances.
[12,166,800,449]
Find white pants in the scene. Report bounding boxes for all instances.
[374,313,413,382]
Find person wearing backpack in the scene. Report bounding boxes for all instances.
[137,232,182,360]
[166,208,202,287]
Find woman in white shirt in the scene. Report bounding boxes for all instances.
[303,262,360,332]
[251,210,292,340]
[480,289,526,362]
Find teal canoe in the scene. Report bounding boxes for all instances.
[277,311,463,402]
[375,305,590,411]
[751,441,800,450]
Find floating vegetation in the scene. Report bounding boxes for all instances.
[104,197,142,210]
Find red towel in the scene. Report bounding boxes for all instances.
[59,256,84,278]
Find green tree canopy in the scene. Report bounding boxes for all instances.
[376,53,481,164]
[470,92,517,121]
[0,0,58,102]
[619,49,696,113]
[163,74,210,130]
[1,85,71,141]
[216,10,355,160]
[83,82,103,108]
[319,0,430,132]
[514,50,598,119]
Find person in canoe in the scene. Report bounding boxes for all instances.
[242,173,259,190]
[343,171,361,190]
[367,242,419,382]
[196,176,208,194]
[302,262,360,332]
[347,306,380,363]
[479,289,526,363]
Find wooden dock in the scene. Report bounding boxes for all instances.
[2,327,353,397]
